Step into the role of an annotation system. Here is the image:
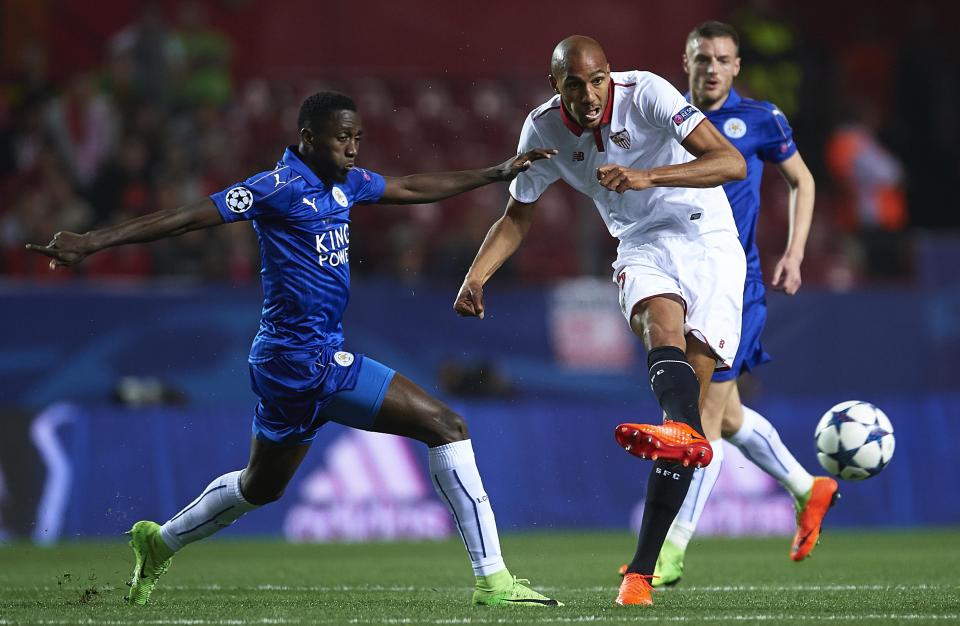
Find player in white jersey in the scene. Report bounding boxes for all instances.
[643,20,833,588]
[453,35,747,607]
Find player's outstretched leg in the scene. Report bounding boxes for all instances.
[371,372,561,607]
[128,441,307,605]
[127,470,260,605]
[127,520,174,605]
[726,406,839,560]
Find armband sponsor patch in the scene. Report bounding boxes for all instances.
[672,105,698,125]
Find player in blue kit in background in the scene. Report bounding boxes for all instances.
[26,91,562,608]
[646,21,837,585]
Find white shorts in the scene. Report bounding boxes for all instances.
[612,231,746,369]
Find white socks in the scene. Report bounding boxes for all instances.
[665,438,724,551]
[665,406,815,552]
[159,470,259,552]
[728,406,814,499]
[155,440,509,579]
[429,439,506,577]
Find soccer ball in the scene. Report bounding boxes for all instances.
[814,401,895,480]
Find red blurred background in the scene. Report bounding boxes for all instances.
[2,0,957,287]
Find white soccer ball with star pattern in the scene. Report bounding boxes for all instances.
[815,400,895,481]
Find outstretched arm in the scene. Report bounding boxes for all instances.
[597,120,746,193]
[378,149,557,204]
[771,152,815,295]
[453,197,537,319]
[25,199,224,268]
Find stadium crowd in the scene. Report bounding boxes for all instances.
[0,1,953,287]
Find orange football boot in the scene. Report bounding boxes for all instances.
[615,421,713,468]
[615,573,656,606]
[790,476,840,561]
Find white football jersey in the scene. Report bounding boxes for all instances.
[509,70,737,248]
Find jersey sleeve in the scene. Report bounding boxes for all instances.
[210,168,296,223]
[350,167,387,204]
[636,72,706,144]
[508,112,560,203]
[758,105,798,163]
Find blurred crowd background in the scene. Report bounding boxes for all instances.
[1,0,957,288]
[2,0,959,543]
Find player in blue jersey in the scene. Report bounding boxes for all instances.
[642,21,835,586]
[26,91,563,608]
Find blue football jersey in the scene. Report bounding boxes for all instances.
[210,147,386,360]
[691,88,797,281]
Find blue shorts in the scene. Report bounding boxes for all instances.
[249,348,396,446]
[712,279,772,382]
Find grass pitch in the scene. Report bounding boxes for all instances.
[1,529,958,625]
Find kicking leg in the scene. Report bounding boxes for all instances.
[128,438,310,605]
[367,372,560,607]
[616,306,714,467]
[722,392,838,561]
[617,296,714,605]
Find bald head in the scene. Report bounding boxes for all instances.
[550,35,608,79]
[548,35,611,130]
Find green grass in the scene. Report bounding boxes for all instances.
[1,529,958,625]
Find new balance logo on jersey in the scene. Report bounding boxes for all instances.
[572,151,585,162]
[611,129,631,149]
[303,197,318,212]
[283,430,452,542]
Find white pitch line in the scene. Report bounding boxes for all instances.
[2,614,959,625]
[345,617,960,625]
[6,583,956,593]
[542,583,959,593]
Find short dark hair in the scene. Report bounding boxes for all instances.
[687,21,740,52]
[297,91,357,130]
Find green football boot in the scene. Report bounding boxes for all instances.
[472,569,562,607]
[651,539,685,587]
[127,520,174,605]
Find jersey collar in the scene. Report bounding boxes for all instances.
[282,146,324,188]
[720,87,742,109]
[558,81,614,137]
